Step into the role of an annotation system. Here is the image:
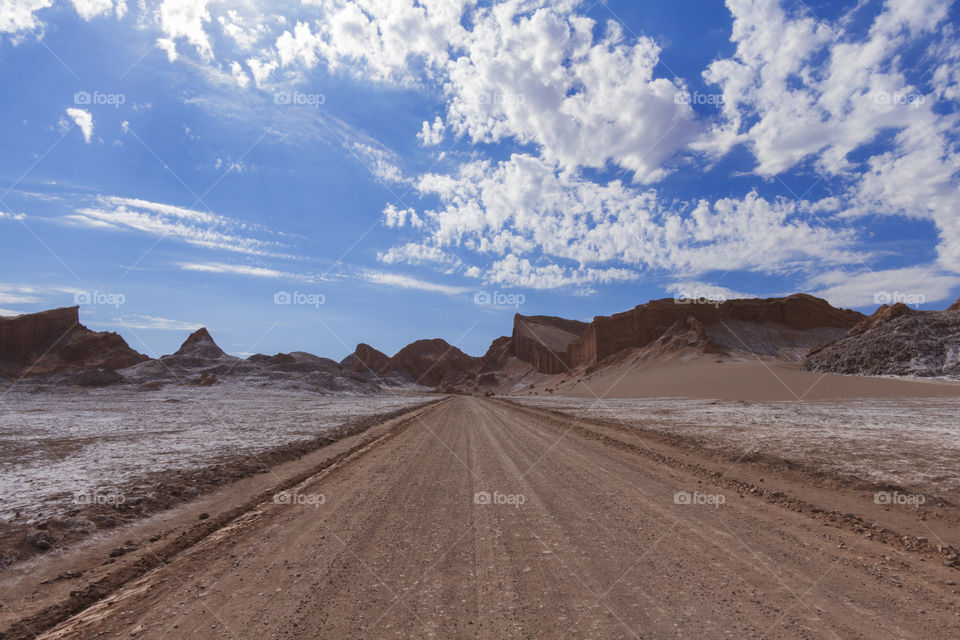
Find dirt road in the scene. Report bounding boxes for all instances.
[20,397,960,638]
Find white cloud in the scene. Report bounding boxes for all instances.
[176,261,316,281]
[0,0,52,36]
[485,255,637,291]
[698,0,951,175]
[444,6,695,183]
[361,270,469,295]
[69,0,115,20]
[350,141,410,186]
[382,204,421,229]
[0,284,42,306]
[665,281,756,302]
[695,0,960,275]
[417,116,444,146]
[65,107,93,143]
[156,37,178,62]
[108,314,203,331]
[385,153,861,287]
[158,0,213,61]
[229,60,250,88]
[808,266,960,308]
[67,195,291,257]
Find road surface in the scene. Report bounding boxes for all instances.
[25,397,960,638]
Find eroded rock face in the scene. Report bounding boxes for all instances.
[804,301,960,377]
[535,294,865,371]
[511,316,589,374]
[0,306,147,377]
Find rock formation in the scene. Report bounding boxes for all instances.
[804,300,960,377]
[514,294,862,373]
[511,315,589,374]
[0,306,146,378]
[340,343,391,377]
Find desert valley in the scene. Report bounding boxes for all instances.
[4,0,960,637]
[2,294,960,638]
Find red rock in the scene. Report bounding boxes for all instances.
[340,343,391,375]
[382,338,478,388]
[0,306,147,376]
[563,294,863,370]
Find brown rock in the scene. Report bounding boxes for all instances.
[0,306,147,376]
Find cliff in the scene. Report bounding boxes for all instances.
[0,306,147,377]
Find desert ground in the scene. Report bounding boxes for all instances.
[2,394,958,639]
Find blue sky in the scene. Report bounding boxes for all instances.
[1,0,959,359]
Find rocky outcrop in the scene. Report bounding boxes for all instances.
[804,301,960,377]
[340,343,391,377]
[382,338,480,388]
[480,336,512,372]
[511,315,589,374]
[0,306,147,377]
[562,294,863,369]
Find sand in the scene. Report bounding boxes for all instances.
[517,356,960,401]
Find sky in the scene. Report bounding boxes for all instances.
[0,0,958,360]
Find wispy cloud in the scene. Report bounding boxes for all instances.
[110,314,204,331]
[362,270,469,296]
[176,261,316,282]
[66,195,295,258]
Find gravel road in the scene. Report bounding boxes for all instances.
[19,396,960,639]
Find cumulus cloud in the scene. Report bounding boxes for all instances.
[443,6,695,183]
[69,0,119,20]
[697,0,960,273]
[0,0,52,36]
[157,0,213,61]
[65,107,94,142]
[379,153,861,287]
[229,60,250,88]
[417,116,444,146]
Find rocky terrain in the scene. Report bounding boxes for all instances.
[0,309,377,394]
[2,294,873,393]
[805,298,960,377]
[0,307,146,381]
[563,293,863,371]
